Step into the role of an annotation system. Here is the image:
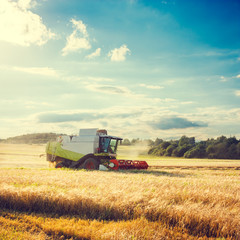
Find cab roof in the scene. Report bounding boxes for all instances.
[101,135,123,140]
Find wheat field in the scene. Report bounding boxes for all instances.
[0,143,240,239]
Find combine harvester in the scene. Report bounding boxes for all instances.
[46,128,148,171]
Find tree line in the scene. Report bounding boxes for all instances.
[0,133,59,144]
[148,135,240,159]
[2,133,240,159]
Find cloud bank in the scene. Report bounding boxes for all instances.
[152,117,208,130]
[12,66,59,77]
[0,0,54,46]
[38,112,103,123]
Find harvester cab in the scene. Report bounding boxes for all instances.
[99,137,118,154]
[46,128,148,171]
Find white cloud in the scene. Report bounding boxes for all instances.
[86,48,101,59]
[108,44,131,62]
[236,74,240,78]
[85,83,145,99]
[220,76,227,82]
[86,84,131,95]
[0,0,55,46]
[61,75,114,83]
[62,19,91,56]
[12,66,59,77]
[24,100,53,109]
[18,0,36,9]
[71,19,88,37]
[180,101,194,105]
[87,76,113,82]
[140,83,164,89]
[235,90,240,97]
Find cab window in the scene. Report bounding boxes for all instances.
[99,137,118,153]
[99,137,110,153]
[109,139,117,153]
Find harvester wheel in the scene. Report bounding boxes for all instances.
[83,158,99,170]
[56,162,64,168]
[108,159,119,170]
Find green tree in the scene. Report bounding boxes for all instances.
[154,138,163,146]
[122,139,131,146]
[147,139,154,146]
[237,143,240,157]
[148,135,240,159]
[226,144,237,159]
[165,144,177,156]
[184,142,207,158]
[131,138,140,145]
[160,141,171,149]
[179,136,195,147]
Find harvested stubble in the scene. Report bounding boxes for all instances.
[0,210,208,240]
[0,168,239,239]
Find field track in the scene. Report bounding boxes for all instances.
[149,165,240,170]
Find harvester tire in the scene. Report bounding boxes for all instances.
[83,158,99,170]
[56,162,64,168]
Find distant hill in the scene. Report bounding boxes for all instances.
[0,133,59,144]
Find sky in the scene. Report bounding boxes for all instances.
[0,0,240,140]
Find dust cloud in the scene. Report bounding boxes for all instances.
[117,142,150,160]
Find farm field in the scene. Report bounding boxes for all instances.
[0,143,240,239]
[0,144,47,168]
[118,145,240,169]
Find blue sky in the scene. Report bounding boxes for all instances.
[0,0,240,140]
